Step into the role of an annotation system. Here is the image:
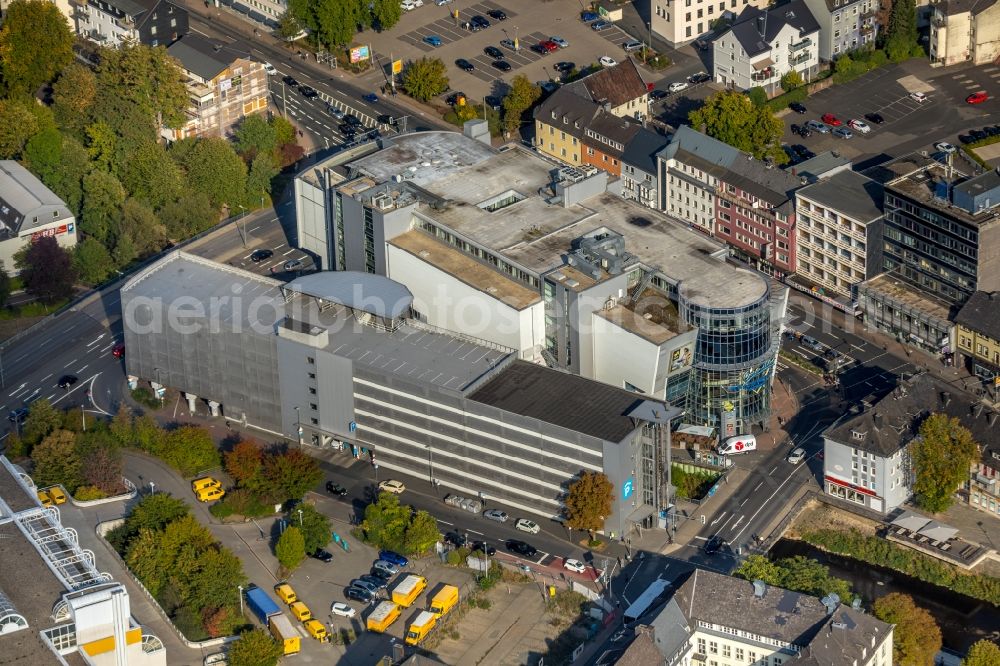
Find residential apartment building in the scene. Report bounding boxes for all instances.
[929,0,1000,66]
[294,130,787,434]
[621,129,671,209]
[822,372,995,514]
[953,290,1000,383]
[163,34,268,140]
[582,113,641,177]
[0,161,77,274]
[795,169,884,300]
[615,569,894,666]
[534,88,597,167]
[713,0,821,94]
[570,58,651,120]
[650,0,762,46]
[802,0,879,60]
[858,162,1000,354]
[122,252,684,535]
[74,0,187,47]
[657,126,801,278]
[969,428,999,518]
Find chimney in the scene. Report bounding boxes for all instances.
[752,580,767,597]
[940,391,951,407]
[872,412,883,429]
[756,13,766,37]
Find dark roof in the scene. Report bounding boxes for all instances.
[797,170,884,223]
[574,58,648,108]
[823,372,999,457]
[469,360,659,442]
[621,128,670,174]
[584,113,641,157]
[954,290,1000,340]
[817,0,868,12]
[612,628,663,665]
[167,34,238,80]
[728,0,820,57]
[860,152,937,185]
[941,0,998,15]
[534,87,600,140]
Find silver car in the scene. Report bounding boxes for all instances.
[350,579,378,594]
[805,120,830,134]
[483,509,509,523]
[372,560,399,576]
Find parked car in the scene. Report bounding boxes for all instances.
[312,549,334,562]
[471,541,496,555]
[688,72,710,84]
[325,481,347,495]
[505,539,538,557]
[455,58,474,71]
[484,45,503,58]
[350,579,379,594]
[487,8,507,19]
[263,62,277,75]
[970,128,989,141]
[369,566,393,580]
[786,448,806,464]
[591,19,610,30]
[833,127,853,139]
[649,89,668,101]
[485,95,502,109]
[805,119,830,133]
[848,119,871,134]
[789,102,807,114]
[581,11,599,21]
[359,574,388,589]
[539,81,559,93]
[563,558,586,573]
[446,91,467,105]
[865,112,885,124]
[554,61,575,73]
[549,36,568,48]
[345,586,373,603]
[909,91,928,103]
[444,531,468,547]
[378,550,409,567]
[792,145,815,161]
[934,141,957,154]
[820,113,841,126]
[515,518,540,534]
[599,56,617,67]
[423,35,442,47]
[536,40,559,54]
[704,535,725,555]
[623,39,643,52]
[668,81,689,93]
[470,15,490,29]
[483,509,509,522]
[372,559,400,576]
[967,91,989,104]
[500,38,518,51]
[378,479,406,494]
[491,60,512,72]
[330,602,356,618]
[283,259,304,271]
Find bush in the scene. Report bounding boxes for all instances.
[446,547,469,566]
[131,387,161,409]
[74,485,108,501]
[672,465,720,500]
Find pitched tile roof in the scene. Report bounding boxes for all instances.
[572,58,648,108]
[621,128,671,175]
[955,290,1000,341]
[584,113,642,157]
[727,0,820,57]
[533,86,601,140]
[167,34,242,81]
[941,0,998,15]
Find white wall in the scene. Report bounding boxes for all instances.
[386,244,543,358]
[294,177,329,269]
[591,313,662,394]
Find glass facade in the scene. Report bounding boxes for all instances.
[681,293,776,430]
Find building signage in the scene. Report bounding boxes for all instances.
[824,475,878,498]
[349,46,370,63]
[219,78,232,92]
[622,478,634,500]
[31,223,74,242]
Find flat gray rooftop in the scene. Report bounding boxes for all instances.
[124,252,510,392]
[797,170,884,223]
[353,136,766,309]
[350,131,496,189]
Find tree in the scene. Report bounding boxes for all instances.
[0,98,38,159]
[275,525,306,570]
[31,429,83,491]
[689,90,786,163]
[16,236,76,303]
[272,115,296,148]
[912,413,978,513]
[0,264,10,308]
[780,70,804,91]
[161,425,221,477]
[261,449,322,502]
[0,0,74,97]
[502,74,542,135]
[22,398,62,444]
[246,154,278,206]
[361,492,414,553]
[308,0,368,48]
[564,471,613,537]
[74,238,115,286]
[43,136,90,217]
[82,445,125,495]
[884,0,918,61]
[52,63,98,132]
[745,86,768,108]
[107,492,189,554]
[873,593,941,666]
[23,128,64,183]
[228,629,282,666]
[225,440,265,489]
[295,503,331,555]
[159,192,218,239]
[734,554,783,585]
[776,556,854,601]
[117,198,166,259]
[234,115,278,161]
[81,170,126,244]
[371,0,402,31]
[94,42,188,133]
[276,12,304,41]
[402,57,449,103]
[402,509,441,555]
[85,122,118,173]
[122,142,184,210]
[183,137,248,208]
[962,640,1000,666]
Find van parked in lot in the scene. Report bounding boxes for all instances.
[623,40,643,52]
[717,434,757,455]
[191,477,222,493]
[288,601,311,622]
[195,486,225,502]
[274,583,297,605]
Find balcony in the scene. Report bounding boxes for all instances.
[750,66,775,82]
[790,52,811,66]
[789,38,812,52]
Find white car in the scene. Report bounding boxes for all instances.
[436,0,452,4]
[934,141,956,154]
[668,81,689,93]
[550,36,568,48]
[400,0,416,9]
[909,91,928,103]
[563,558,586,573]
[599,56,617,67]
[515,518,540,534]
[262,62,277,76]
[330,602,356,618]
[378,479,406,494]
[786,448,806,464]
[848,119,870,134]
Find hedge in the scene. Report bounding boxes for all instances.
[800,528,1000,605]
[960,133,1000,169]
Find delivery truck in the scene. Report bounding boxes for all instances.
[429,584,459,617]
[391,574,427,608]
[405,610,438,645]
[268,613,301,655]
[245,585,281,625]
[366,601,401,633]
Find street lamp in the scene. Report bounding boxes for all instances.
[150,481,156,495]
[427,444,435,486]
[297,508,303,527]
[294,406,302,445]
[237,585,244,617]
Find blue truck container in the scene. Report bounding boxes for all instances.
[245,585,281,624]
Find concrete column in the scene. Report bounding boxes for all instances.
[185,393,198,414]
[208,401,220,417]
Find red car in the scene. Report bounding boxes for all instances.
[966,91,989,104]
[538,40,559,54]
[821,113,842,126]
[112,343,125,359]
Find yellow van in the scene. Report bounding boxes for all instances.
[195,486,225,502]
[37,489,53,507]
[191,477,222,493]
[47,486,68,505]
[303,618,328,641]
[274,583,297,605]
[289,601,311,622]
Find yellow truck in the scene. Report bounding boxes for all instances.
[405,610,438,646]
[391,574,427,608]
[267,613,301,655]
[366,601,401,633]
[429,584,459,617]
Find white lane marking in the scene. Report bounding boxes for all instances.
[8,383,26,398]
[46,393,57,401]
[733,466,807,541]
[41,374,52,382]
[282,248,296,256]
[65,358,78,367]
[86,334,105,348]
[77,365,89,373]
[769,466,778,475]
[740,497,749,506]
[753,482,762,492]
[709,511,727,526]
[729,515,744,532]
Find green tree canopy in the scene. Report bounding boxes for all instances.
[277,12,304,41]
[361,492,440,555]
[23,127,64,183]
[962,640,1000,666]
[0,98,39,159]
[22,399,62,446]
[780,70,804,91]
[15,236,77,303]
[402,57,449,103]
[234,114,278,161]
[81,170,126,244]
[40,135,90,217]
[0,0,74,97]
[912,413,979,513]
[295,503,332,555]
[107,492,189,553]
[94,42,188,135]
[73,238,115,285]
[159,192,218,239]
[688,90,787,163]
[502,74,542,135]
[228,629,282,666]
[122,142,184,210]
[0,264,10,308]
[735,555,855,602]
[182,137,248,208]
[275,525,306,570]
[371,0,402,31]
[402,509,441,555]
[564,471,613,535]
[261,449,322,503]
[160,425,221,477]
[31,429,83,491]
[873,593,942,666]
[52,63,98,132]
[884,0,918,61]
[745,86,768,107]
